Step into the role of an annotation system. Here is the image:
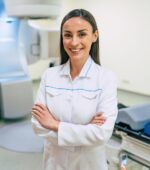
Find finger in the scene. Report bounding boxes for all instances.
[93,116,106,121]
[91,122,103,126]
[96,115,105,119]
[32,111,41,121]
[92,120,105,123]
[34,103,44,110]
[35,103,47,111]
[94,113,105,120]
[91,119,106,124]
[32,109,42,117]
[95,112,104,116]
[93,116,104,120]
[32,105,44,113]
[32,107,43,114]
[96,123,104,126]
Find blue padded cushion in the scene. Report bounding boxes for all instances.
[144,122,150,136]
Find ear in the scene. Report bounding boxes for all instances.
[92,30,99,43]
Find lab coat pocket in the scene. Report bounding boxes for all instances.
[45,88,64,119]
[78,90,101,106]
[75,91,101,124]
[46,88,63,108]
[79,91,100,111]
[46,88,62,97]
[79,91,99,100]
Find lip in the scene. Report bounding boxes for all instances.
[70,48,83,54]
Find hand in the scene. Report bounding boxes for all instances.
[120,166,127,170]
[90,112,106,125]
[32,103,59,132]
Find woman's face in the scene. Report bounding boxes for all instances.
[62,17,98,64]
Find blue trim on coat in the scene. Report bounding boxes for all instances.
[85,58,93,77]
[46,85,102,92]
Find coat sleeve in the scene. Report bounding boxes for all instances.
[31,71,58,144]
[58,71,118,147]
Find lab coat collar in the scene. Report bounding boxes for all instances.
[61,56,93,78]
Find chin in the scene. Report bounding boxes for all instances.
[70,55,83,61]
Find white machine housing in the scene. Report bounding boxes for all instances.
[0,0,62,119]
[4,0,62,18]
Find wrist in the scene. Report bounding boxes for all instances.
[53,121,60,132]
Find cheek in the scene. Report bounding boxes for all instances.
[84,36,93,46]
[63,39,70,46]
[63,40,70,52]
[85,40,93,51]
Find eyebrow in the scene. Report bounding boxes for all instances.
[63,29,88,33]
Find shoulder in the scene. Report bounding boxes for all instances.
[41,64,64,80]
[94,62,117,80]
[92,63,118,88]
[101,66,117,80]
[45,64,64,74]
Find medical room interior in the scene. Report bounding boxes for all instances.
[0,0,150,170]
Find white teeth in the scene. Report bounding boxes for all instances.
[71,49,80,52]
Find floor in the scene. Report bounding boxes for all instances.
[0,119,43,170]
[0,148,42,170]
[0,80,42,170]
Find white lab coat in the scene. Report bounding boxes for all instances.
[31,56,118,170]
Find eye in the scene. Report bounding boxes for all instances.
[63,33,72,39]
[79,32,87,37]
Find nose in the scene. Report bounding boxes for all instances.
[71,35,79,47]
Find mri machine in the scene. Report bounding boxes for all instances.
[0,0,61,119]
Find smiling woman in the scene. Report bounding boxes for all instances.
[31,9,118,170]
[62,17,98,79]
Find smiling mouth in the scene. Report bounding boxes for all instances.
[70,48,83,53]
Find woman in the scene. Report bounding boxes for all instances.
[31,9,118,170]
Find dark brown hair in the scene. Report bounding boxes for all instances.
[60,9,100,65]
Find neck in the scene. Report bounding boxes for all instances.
[70,57,88,80]
[70,62,82,80]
